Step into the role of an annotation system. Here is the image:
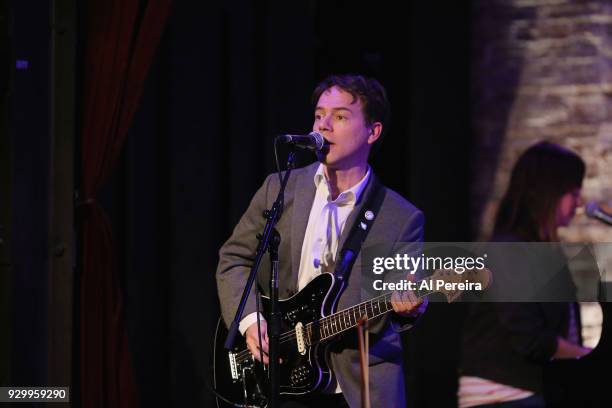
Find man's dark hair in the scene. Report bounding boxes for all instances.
[312,74,391,143]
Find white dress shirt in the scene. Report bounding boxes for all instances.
[297,164,370,289]
[238,164,370,334]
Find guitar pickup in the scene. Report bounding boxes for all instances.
[228,351,239,380]
[295,322,307,355]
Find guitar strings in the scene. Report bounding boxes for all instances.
[233,293,395,363]
[231,272,482,364]
[233,293,395,364]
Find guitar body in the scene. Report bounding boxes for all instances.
[212,267,492,407]
[213,273,343,408]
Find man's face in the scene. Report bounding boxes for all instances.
[313,86,381,170]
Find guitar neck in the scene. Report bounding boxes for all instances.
[306,284,432,343]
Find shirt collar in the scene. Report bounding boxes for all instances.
[313,163,371,206]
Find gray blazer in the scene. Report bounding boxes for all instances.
[217,162,425,407]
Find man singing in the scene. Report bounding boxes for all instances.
[217,74,426,407]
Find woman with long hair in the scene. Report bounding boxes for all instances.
[458,142,592,408]
[494,141,585,242]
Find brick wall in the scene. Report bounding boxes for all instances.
[471,0,612,348]
[473,0,612,274]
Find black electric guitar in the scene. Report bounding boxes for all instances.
[212,268,491,408]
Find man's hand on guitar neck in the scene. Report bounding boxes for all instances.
[242,289,426,365]
[245,320,270,364]
[390,290,427,318]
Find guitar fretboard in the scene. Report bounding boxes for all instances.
[304,285,431,345]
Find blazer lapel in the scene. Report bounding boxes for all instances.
[290,164,318,288]
[336,172,381,258]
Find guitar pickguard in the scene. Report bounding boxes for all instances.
[213,273,341,407]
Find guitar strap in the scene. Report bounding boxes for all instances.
[333,178,385,284]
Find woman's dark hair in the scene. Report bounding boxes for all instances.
[494,141,585,242]
[311,74,390,145]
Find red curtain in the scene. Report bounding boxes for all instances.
[80,1,171,407]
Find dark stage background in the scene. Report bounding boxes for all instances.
[3,1,610,407]
[113,2,473,407]
[117,2,471,407]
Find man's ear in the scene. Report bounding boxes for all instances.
[368,122,382,145]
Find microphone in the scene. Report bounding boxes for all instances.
[276,132,328,151]
[585,201,612,226]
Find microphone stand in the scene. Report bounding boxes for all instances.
[224,150,296,408]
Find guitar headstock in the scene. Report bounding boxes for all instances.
[426,267,493,303]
